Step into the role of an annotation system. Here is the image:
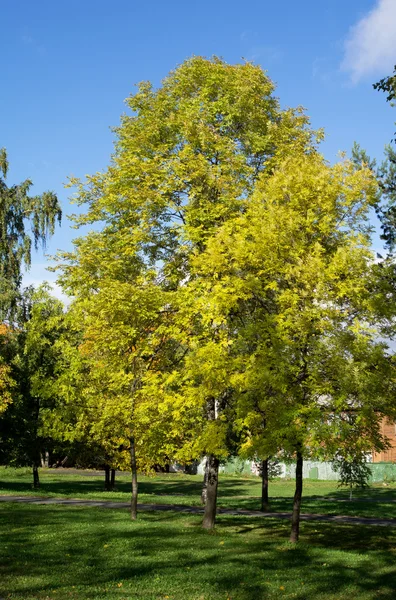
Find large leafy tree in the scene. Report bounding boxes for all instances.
[0,148,61,321]
[182,151,395,540]
[57,57,316,524]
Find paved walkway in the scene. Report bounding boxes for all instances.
[1,495,395,527]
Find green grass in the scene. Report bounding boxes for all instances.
[1,466,396,520]
[1,503,396,600]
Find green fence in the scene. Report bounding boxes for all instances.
[220,457,253,475]
[369,463,396,482]
[200,459,396,481]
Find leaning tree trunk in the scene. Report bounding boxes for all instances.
[202,455,219,529]
[261,458,269,511]
[201,457,209,505]
[130,435,138,520]
[32,464,40,489]
[290,450,303,543]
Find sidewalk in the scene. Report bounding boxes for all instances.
[1,495,396,527]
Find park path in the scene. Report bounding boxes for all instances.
[1,495,396,527]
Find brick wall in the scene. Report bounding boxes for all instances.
[372,419,396,463]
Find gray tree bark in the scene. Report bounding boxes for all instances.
[202,455,219,529]
[201,457,209,505]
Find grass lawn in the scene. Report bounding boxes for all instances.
[1,502,396,599]
[1,467,396,520]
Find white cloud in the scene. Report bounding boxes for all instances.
[341,0,396,83]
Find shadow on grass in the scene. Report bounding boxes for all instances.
[2,470,396,521]
[1,505,396,599]
[0,473,259,498]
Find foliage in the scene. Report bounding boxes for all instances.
[374,66,396,104]
[352,142,396,254]
[0,325,15,415]
[0,149,61,320]
[367,67,396,253]
[182,149,394,469]
[50,60,396,536]
[258,459,282,480]
[374,65,396,144]
[0,286,66,472]
[55,57,318,471]
[332,453,371,499]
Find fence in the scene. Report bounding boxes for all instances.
[196,458,396,481]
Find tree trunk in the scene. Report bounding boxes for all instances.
[104,465,110,491]
[290,451,303,543]
[130,436,138,520]
[110,468,116,491]
[261,458,269,511]
[32,464,40,489]
[202,455,219,529]
[201,457,209,505]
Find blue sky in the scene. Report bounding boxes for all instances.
[1,0,396,296]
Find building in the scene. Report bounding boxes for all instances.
[372,419,396,462]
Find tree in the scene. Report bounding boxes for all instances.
[351,143,396,254]
[257,458,281,511]
[0,148,61,321]
[56,57,317,526]
[374,66,396,143]
[374,66,396,103]
[332,452,371,501]
[182,150,396,541]
[0,286,66,488]
[362,68,396,253]
[0,147,61,482]
[42,280,186,518]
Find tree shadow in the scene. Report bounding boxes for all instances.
[2,470,396,522]
[1,505,396,599]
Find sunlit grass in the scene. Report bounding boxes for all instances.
[1,466,396,519]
